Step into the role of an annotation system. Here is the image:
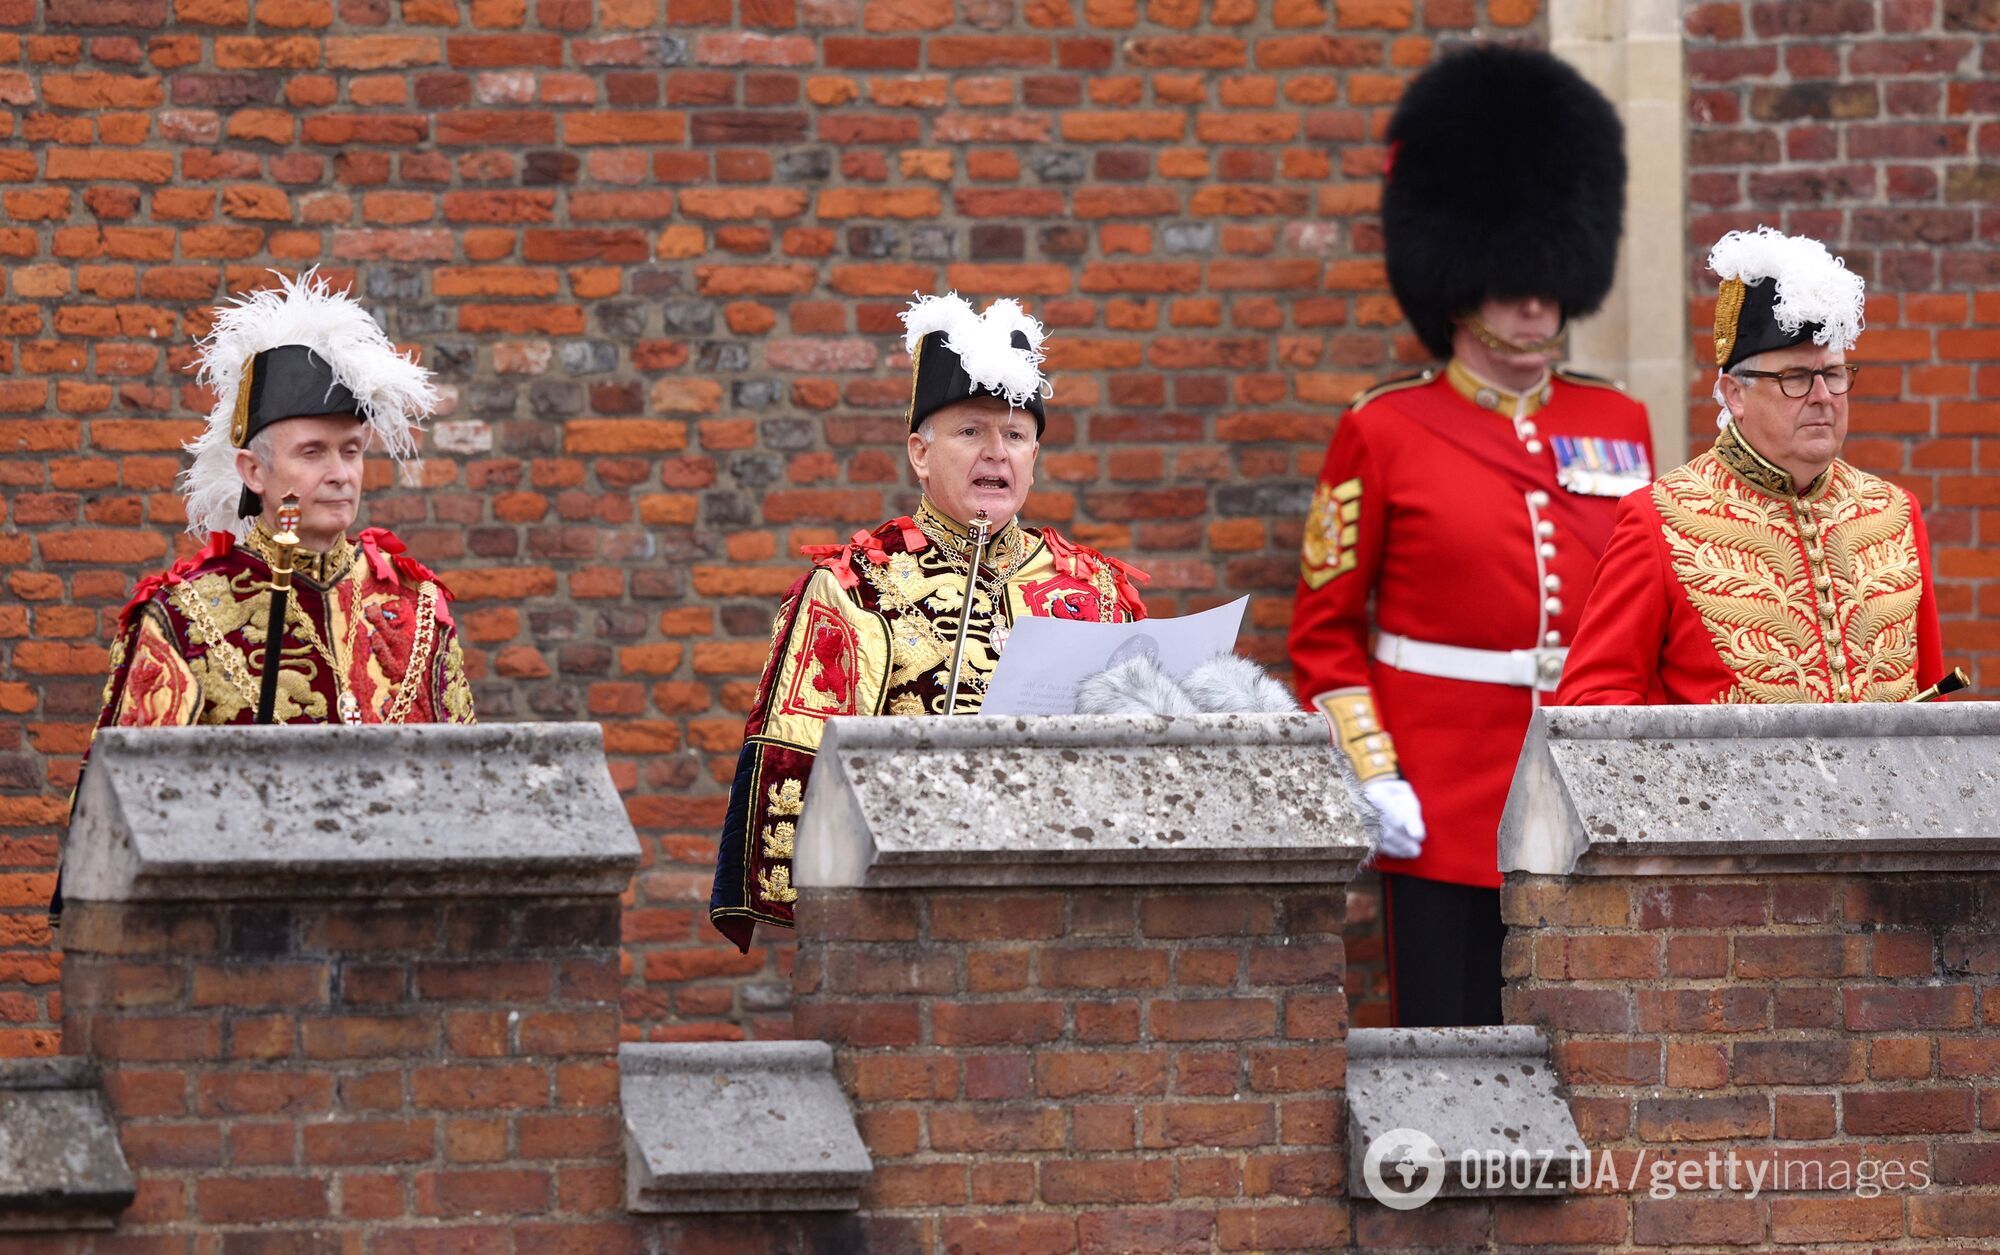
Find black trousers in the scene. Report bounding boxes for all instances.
[1381,872,1506,1027]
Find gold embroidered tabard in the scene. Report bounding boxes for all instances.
[1652,426,1924,704]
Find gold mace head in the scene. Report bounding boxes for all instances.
[275,492,302,546]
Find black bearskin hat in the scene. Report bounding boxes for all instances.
[1383,44,1626,360]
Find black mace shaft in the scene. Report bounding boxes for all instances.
[255,494,302,725]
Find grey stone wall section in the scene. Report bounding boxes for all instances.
[1500,703,2000,876]
[64,723,641,902]
[793,712,1374,890]
[0,1058,134,1231]
[621,1041,872,1213]
[1346,1027,1585,1201]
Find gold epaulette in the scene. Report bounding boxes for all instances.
[1554,365,1630,393]
[1347,369,1436,412]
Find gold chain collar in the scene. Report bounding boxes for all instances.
[244,522,356,588]
[913,498,1027,581]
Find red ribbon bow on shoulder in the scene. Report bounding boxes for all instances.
[119,533,234,624]
[359,528,455,625]
[801,520,927,588]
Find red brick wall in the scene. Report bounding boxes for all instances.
[794,883,1349,1249]
[0,1,1550,1052]
[1684,0,2000,686]
[1466,871,2000,1251]
[54,893,631,1247]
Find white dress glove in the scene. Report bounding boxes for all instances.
[1361,777,1427,862]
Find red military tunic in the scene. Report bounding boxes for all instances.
[1557,423,1944,706]
[1289,362,1653,888]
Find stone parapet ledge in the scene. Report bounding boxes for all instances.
[0,1058,134,1232]
[795,712,1372,890]
[65,723,640,902]
[1347,1027,1584,1202]
[1500,703,2000,877]
[621,1042,871,1213]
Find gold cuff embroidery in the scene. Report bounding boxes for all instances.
[1313,688,1399,783]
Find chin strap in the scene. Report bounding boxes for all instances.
[1462,313,1567,357]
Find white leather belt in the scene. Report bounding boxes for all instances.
[1374,631,1567,692]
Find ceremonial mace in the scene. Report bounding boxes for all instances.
[942,509,992,715]
[1911,667,1971,704]
[254,493,302,726]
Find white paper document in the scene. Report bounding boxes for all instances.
[979,596,1250,716]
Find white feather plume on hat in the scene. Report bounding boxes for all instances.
[181,268,438,539]
[900,291,1051,409]
[1707,226,1866,354]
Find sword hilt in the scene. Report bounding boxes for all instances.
[1910,666,1971,704]
[943,509,993,715]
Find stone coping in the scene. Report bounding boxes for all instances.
[65,723,641,902]
[0,1059,135,1232]
[793,713,1372,890]
[1500,703,2000,877]
[1347,1027,1584,1202]
[621,1042,871,1213]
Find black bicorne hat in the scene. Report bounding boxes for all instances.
[900,293,1051,436]
[1382,44,1627,360]
[1708,227,1865,370]
[230,344,361,519]
[907,328,1047,435]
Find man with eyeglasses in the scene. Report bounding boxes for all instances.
[1558,227,1946,705]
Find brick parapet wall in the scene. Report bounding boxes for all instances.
[792,884,1350,1251]
[0,1,1552,1055]
[5,0,1998,1062]
[46,893,632,1249]
[1448,869,2000,1252]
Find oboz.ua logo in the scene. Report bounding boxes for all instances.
[1361,1127,1446,1210]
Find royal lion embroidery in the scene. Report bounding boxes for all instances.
[1020,575,1102,622]
[1301,476,1362,589]
[757,864,799,905]
[1654,452,1922,704]
[779,602,863,719]
[760,820,796,860]
[116,616,201,727]
[768,778,804,817]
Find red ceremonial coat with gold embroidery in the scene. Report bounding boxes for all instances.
[709,507,1148,951]
[1556,425,1944,706]
[91,524,474,733]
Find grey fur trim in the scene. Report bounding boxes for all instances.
[1074,656,1200,716]
[1180,653,1304,714]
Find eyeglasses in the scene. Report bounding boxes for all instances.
[1734,364,1860,398]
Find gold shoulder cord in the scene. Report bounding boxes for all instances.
[384,583,440,724]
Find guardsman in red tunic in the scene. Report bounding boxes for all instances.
[1288,47,1653,1026]
[710,294,1148,951]
[1559,227,1946,706]
[59,273,472,918]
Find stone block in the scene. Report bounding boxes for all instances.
[793,713,1372,889]
[1347,1027,1584,1202]
[65,724,641,902]
[1501,703,2000,876]
[621,1042,872,1213]
[0,1058,135,1232]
